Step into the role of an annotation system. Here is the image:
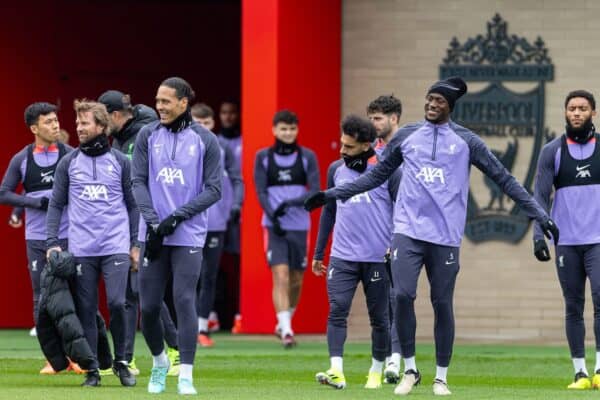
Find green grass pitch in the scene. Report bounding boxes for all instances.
[0,330,599,399]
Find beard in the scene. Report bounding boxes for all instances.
[565,115,594,144]
[377,123,392,139]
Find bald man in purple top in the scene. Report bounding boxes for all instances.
[313,115,400,390]
[306,77,559,396]
[534,90,600,389]
[254,110,320,348]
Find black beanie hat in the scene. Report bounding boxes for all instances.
[427,77,467,111]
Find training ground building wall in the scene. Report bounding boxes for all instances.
[342,0,600,344]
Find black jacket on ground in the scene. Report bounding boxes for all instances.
[36,251,112,371]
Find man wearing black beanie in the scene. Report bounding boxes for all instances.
[426,77,467,113]
[305,76,559,396]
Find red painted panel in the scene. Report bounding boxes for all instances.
[239,0,279,333]
[240,0,341,333]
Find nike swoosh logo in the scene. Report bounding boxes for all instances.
[435,83,460,91]
[114,261,126,266]
[40,171,53,177]
[370,277,382,282]
[576,164,590,171]
[445,261,456,265]
[189,249,200,254]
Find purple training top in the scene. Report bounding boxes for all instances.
[253,146,320,231]
[207,136,244,232]
[329,120,548,247]
[314,158,400,263]
[534,135,600,245]
[132,121,222,248]
[0,144,71,240]
[46,149,138,257]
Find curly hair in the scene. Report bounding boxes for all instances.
[341,114,376,143]
[367,95,402,118]
[565,90,596,110]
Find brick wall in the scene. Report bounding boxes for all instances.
[342,0,600,344]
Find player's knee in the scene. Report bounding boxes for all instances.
[431,297,453,312]
[328,299,351,321]
[107,296,126,312]
[327,314,348,328]
[394,290,414,307]
[173,292,194,311]
[565,298,585,317]
[75,297,97,314]
[289,278,302,290]
[140,302,162,319]
[274,276,289,289]
[368,313,388,330]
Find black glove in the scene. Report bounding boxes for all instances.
[273,202,288,218]
[304,191,327,211]
[144,224,163,261]
[541,218,559,245]
[272,218,286,237]
[38,197,50,211]
[534,239,551,262]
[229,207,241,224]
[156,214,185,236]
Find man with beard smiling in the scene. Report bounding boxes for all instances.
[98,89,181,377]
[312,115,400,390]
[46,100,138,387]
[305,77,559,396]
[132,77,222,395]
[533,90,600,390]
[253,110,320,348]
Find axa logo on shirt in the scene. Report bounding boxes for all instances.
[278,169,292,182]
[575,164,591,179]
[415,166,445,184]
[79,185,108,201]
[156,167,185,185]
